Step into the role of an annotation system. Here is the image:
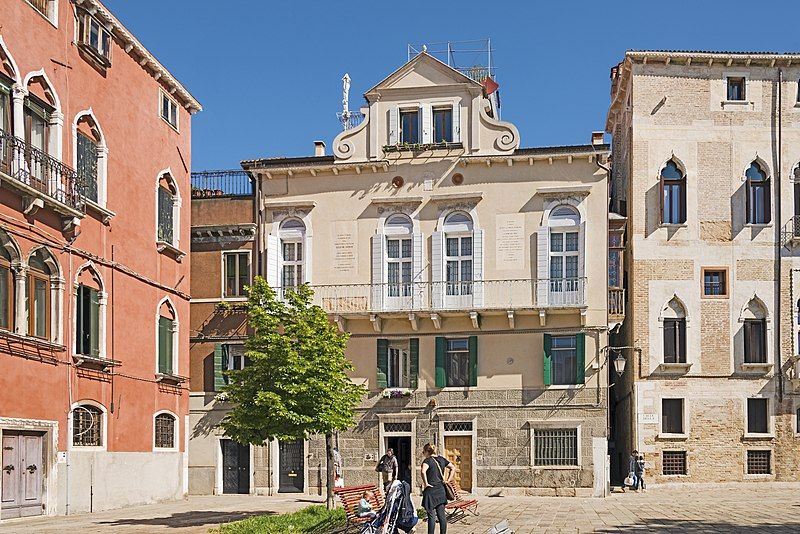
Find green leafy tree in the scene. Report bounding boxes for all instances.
[220,277,366,508]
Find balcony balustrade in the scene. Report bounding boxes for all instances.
[277,278,587,315]
[0,129,84,214]
[608,287,625,318]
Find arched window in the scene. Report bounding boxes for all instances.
[27,248,56,339]
[154,412,176,449]
[746,161,770,224]
[279,218,305,290]
[0,37,20,141]
[75,265,104,358]
[72,403,104,447]
[548,206,581,294]
[662,297,687,364]
[157,171,179,247]
[443,211,474,297]
[0,230,18,332]
[74,111,107,206]
[660,160,686,225]
[22,71,61,182]
[742,297,767,364]
[385,214,413,298]
[157,299,177,375]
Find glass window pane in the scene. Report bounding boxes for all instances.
[550,258,563,279]
[401,262,411,283]
[401,239,412,258]
[461,237,472,256]
[387,239,399,259]
[461,260,472,281]
[565,256,578,278]
[387,263,399,284]
[446,238,459,257]
[283,242,295,261]
[565,232,578,252]
[550,233,563,252]
[447,338,469,351]
[0,266,8,330]
[34,278,47,338]
[446,261,458,282]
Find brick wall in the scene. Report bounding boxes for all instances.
[700,300,731,375]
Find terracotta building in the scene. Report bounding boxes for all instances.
[189,51,614,497]
[607,50,800,484]
[0,0,199,518]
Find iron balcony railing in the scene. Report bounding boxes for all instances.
[608,288,625,317]
[336,111,365,130]
[0,129,84,212]
[781,216,800,248]
[277,278,587,315]
[191,170,253,198]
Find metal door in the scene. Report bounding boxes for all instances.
[2,432,44,519]
[221,439,250,494]
[444,435,472,492]
[279,439,304,493]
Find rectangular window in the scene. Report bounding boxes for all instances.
[747,176,770,224]
[160,91,179,129]
[223,344,249,385]
[445,236,473,296]
[661,398,684,434]
[550,230,580,293]
[75,284,100,357]
[727,77,746,101]
[663,318,687,364]
[551,335,578,385]
[76,132,99,203]
[399,109,419,144]
[224,252,250,297]
[158,316,174,375]
[743,319,767,364]
[281,241,303,289]
[662,451,687,475]
[446,338,470,387]
[702,268,727,297]
[433,107,453,143]
[386,238,412,297]
[747,398,769,434]
[387,341,410,388]
[661,177,686,224]
[79,13,112,65]
[746,450,771,475]
[532,428,578,466]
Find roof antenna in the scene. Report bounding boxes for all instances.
[337,73,363,131]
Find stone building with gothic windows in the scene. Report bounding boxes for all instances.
[200,51,614,497]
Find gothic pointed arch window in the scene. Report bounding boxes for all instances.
[742,297,768,364]
[0,229,19,331]
[745,161,770,224]
[157,299,178,375]
[74,111,107,205]
[156,170,181,249]
[662,297,687,364]
[660,160,686,225]
[75,265,104,358]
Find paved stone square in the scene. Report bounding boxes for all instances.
[1,485,799,533]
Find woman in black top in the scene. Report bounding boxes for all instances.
[420,442,454,534]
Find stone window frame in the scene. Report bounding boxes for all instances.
[743,396,774,439]
[743,447,773,478]
[220,249,251,301]
[68,400,107,451]
[721,71,751,109]
[736,294,773,372]
[527,419,582,470]
[700,266,729,299]
[153,410,178,452]
[656,294,692,372]
[657,397,689,439]
[26,0,59,27]
[661,450,689,477]
[794,403,800,437]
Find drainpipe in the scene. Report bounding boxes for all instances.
[776,69,784,403]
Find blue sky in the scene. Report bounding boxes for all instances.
[104,0,800,171]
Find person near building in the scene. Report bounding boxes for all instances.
[376,448,399,492]
[420,443,455,534]
[358,489,377,520]
[627,450,639,491]
[635,454,646,491]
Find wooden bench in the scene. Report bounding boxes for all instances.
[444,480,479,521]
[333,484,384,533]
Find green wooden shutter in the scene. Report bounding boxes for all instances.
[213,343,226,391]
[576,333,586,384]
[75,285,84,355]
[543,334,552,386]
[158,317,173,374]
[409,338,419,390]
[468,336,478,387]
[89,288,100,357]
[435,336,446,388]
[376,339,389,389]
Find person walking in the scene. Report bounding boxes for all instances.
[627,450,639,491]
[420,443,454,534]
[635,453,646,491]
[376,448,399,492]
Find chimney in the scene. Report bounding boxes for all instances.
[314,140,326,156]
[591,131,604,146]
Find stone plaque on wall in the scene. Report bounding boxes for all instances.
[332,221,358,275]
[495,213,525,271]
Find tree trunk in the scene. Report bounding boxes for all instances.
[325,433,335,510]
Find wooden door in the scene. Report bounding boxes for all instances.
[2,432,44,519]
[279,439,305,493]
[444,435,472,492]
[221,439,250,494]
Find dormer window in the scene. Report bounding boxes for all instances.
[78,12,112,66]
[400,109,419,144]
[433,107,453,143]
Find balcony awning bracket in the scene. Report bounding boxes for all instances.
[334,315,346,333]
[408,313,418,331]
[369,314,382,333]
[470,311,480,330]
[507,310,515,329]
[23,196,44,217]
[580,309,587,326]
[538,310,547,326]
[430,313,441,330]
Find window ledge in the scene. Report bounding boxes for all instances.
[657,363,692,374]
[743,433,775,440]
[794,102,800,109]
[69,446,106,452]
[531,465,581,470]
[380,387,414,399]
[160,117,180,133]
[659,223,688,229]
[76,42,112,69]
[741,363,773,374]
[722,100,751,107]
[701,294,729,300]
[26,1,58,28]
[155,373,188,385]
[744,223,772,228]
[73,354,122,372]
[85,200,115,224]
[545,384,585,390]
[156,241,186,262]
[657,433,689,441]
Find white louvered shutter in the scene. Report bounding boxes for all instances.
[451,103,461,143]
[371,234,386,312]
[577,222,586,304]
[536,226,549,306]
[431,231,444,309]
[421,104,432,144]
[472,229,484,307]
[266,235,279,289]
[412,231,424,309]
[388,107,399,145]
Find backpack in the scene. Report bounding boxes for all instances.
[375,455,391,473]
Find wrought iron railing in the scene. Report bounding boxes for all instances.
[608,288,625,317]
[0,129,84,212]
[781,216,800,248]
[276,278,587,314]
[336,111,365,130]
[191,170,252,198]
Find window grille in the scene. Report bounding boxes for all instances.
[444,422,472,432]
[157,187,174,244]
[76,132,98,202]
[73,405,102,447]
[154,413,175,448]
[533,428,578,466]
[662,451,687,475]
[746,450,770,475]
[383,422,411,433]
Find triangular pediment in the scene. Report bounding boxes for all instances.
[366,52,481,94]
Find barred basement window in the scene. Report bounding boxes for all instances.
[533,428,578,466]
[444,421,473,432]
[383,422,411,433]
[662,451,687,475]
[72,405,103,447]
[154,413,175,448]
[746,450,771,475]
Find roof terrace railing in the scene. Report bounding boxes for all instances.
[191,170,253,198]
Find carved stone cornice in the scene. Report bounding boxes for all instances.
[191,223,256,244]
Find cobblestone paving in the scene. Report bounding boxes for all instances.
[1,485,799,533]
